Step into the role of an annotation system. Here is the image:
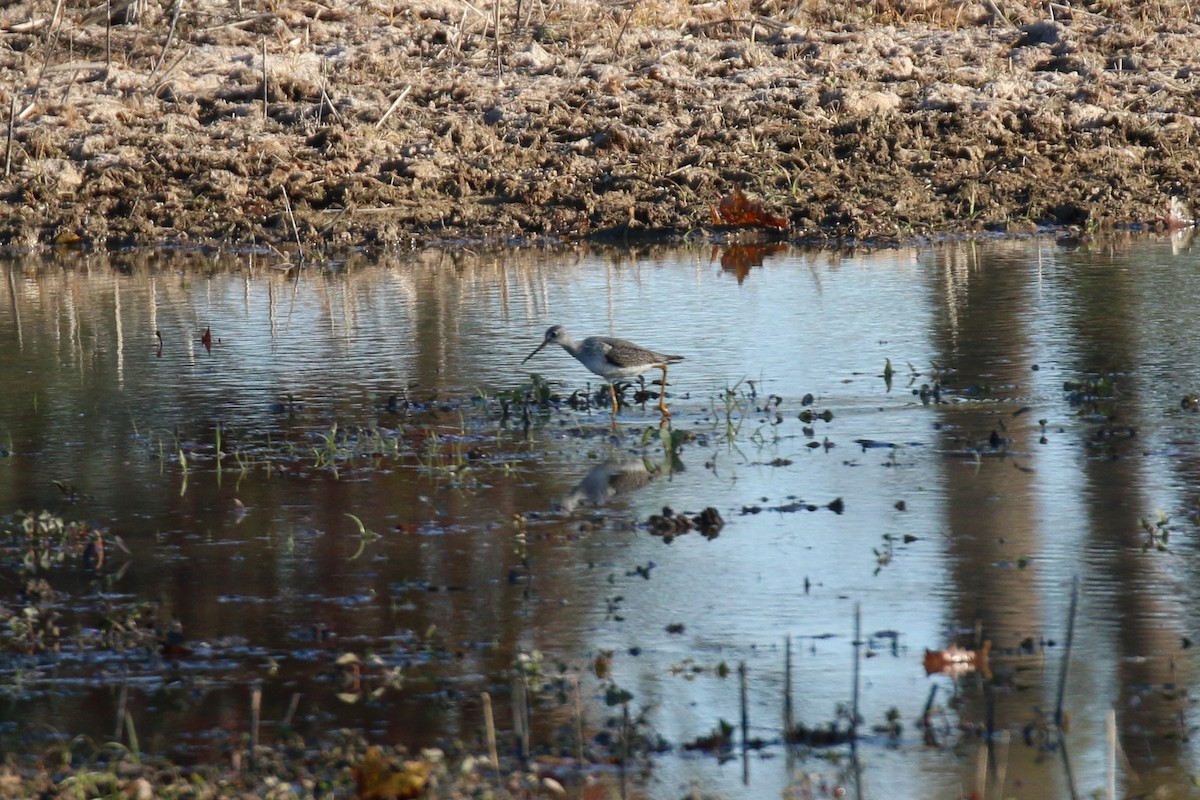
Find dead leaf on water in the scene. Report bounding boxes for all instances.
[923,640,991,678]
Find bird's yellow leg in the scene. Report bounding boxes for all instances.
[609,383,619,416]
[658,365,671,416]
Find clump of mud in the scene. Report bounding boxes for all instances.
[1,0,1198,251]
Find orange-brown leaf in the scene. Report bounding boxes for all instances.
[923,640,992,677]
[711,188,788,230]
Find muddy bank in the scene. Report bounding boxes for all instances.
[2,0,1198,251]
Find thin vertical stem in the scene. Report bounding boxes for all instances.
[114,682,128,741]
[250,682,262,751]
[482,691,499,780]
[5,94,16,177]
[572,674,584,764]
[739,661,749,784]
[261,37,268,122]
[493,0,502,79]
[783,635,793,737]
[620,703,629,800]
[851,602,862,746]
[1106,709,1116,800]
[1055,576,1079,730]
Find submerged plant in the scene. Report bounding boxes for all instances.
[1139,511,1172,552]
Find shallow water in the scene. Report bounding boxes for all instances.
[2,236,1200,798]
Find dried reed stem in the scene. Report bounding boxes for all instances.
[49,0,66,36]
[280,185,303,262]
[250,682,262,750]
[261,37,267,122]
[783,635,793,736]
[105,0,112,82]
[974,742,988,798]
[850,602,862,746]
[151,0,184,76]
[613,0,640,56]
[512,671,530,761]
[482,691,499,778]
[283,692,301,728]
[493,0,502,79]
[572,674,584,764]
[114,682,129,740]
[620,703,629,800]
[4,94,15,177]
[375,85,411,129]
[1106,709,1116,800]
[739,661,749,784]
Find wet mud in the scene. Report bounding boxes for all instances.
[2,0,1199,250]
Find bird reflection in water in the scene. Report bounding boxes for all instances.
[555,458,659,513]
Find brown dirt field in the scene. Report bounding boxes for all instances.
[2,0,1199,252]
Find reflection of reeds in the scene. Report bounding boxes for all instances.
[1054,575,1079,731]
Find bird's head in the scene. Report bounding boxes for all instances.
[522,325,567,363]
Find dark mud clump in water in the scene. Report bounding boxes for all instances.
[1,1,1198,251]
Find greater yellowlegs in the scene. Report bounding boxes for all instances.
[522,325,683,415]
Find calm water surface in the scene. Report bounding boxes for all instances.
[3,236,1200,798]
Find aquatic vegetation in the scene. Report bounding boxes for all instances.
[1139,511,1173,552]
[0,510,108,573]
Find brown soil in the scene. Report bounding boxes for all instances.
[2,0,1198,252]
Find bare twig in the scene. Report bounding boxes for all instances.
[149,44,192,94]
[375,84,411,128]
[985,0,1018,28]
[150,0,184,77]
[59,67,81,104]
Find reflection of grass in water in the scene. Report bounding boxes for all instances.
[721,377,750,440]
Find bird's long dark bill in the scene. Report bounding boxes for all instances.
[521,341,548,364]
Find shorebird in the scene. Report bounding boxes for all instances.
[522,325,683,416]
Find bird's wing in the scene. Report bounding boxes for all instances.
[597,339,623,366]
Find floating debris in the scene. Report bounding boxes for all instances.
[646,506,724,540]
[683,719,734,753]
[923,640,991,677]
